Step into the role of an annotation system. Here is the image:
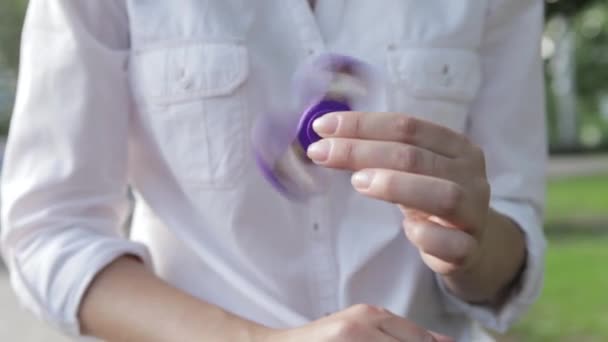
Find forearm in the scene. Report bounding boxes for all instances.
[441,209,526,305]
[79,256,268,342]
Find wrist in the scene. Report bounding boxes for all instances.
[440,209,526,304]
[227,316,277,342]
[189,308,276,342]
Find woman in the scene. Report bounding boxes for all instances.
[1,1,547,341]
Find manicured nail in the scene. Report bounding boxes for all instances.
[352,170,374,190]
[313,115,339,135]
[307,140,330,162]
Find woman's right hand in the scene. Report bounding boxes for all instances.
[255,304,455,342]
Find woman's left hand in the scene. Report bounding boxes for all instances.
[307,111,492,276]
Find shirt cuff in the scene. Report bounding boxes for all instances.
[7,231,153,338]
[435,198,546,333]
[70,239,153,337]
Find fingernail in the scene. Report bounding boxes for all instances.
[307,140,330,162]
[313,115,339,135]
[352,170,374,190]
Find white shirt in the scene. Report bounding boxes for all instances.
[1,1,547,341]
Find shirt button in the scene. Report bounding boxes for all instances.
[313,223,320,231]
[181,78,194,90]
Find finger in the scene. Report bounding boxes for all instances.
[335,323,399,342]
[373,332,401,342]
[338,305,400,342]
[344,305,437,342]
[403,218,478,266]
[378,315,439,342]
[329,321,398,342]
[430,332,456,342]
[306,138,456,180]
[399,206,431,221]
[312,111,470,158]
[373,308,455,342]
[351,169,475,229]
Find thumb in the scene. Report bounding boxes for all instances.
[430,331,456,342]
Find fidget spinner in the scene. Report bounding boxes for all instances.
[251,54,383,200]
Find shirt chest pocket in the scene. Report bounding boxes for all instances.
[385,48,482,133]
[131,43,249,189]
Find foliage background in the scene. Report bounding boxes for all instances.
[0,0,27,135]
[545,0,608,152]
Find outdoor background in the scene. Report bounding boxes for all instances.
[0,1,607,341]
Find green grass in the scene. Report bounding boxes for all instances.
[506,173,608,341]
[545,174,608,223]
[511,235,608,341]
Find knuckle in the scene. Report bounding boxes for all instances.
[422,333,438,342]
[377,173,400,204]
[404,223,424,245]
[460,134,474,150]
[352,113,363,137]
[350,303,381,317]
[334,140,354,167]
[474,145,485,162]
[477,179,491,202]
[430,154,444,178]
[377,306,392,316]
[439,264,461,277]
[454,136,472,157]
[395,146,419,172]
[472,145,487,168]
[438,183,464,217]
[395,116,417,142]
[450,236,476,266]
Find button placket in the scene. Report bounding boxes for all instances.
[308,195,339,317]
[289,0,326,58]
[288,0,336,316]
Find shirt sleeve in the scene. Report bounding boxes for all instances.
[0,0,152,337]
[436,0,548,333]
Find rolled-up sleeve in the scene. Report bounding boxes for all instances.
[436,0,548,333]
[0,0,151,336]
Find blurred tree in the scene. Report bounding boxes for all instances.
[574,4,608,104]
[0,0,27,134]
[546,0,599,18]
[0,0,28,70]
[574,3,608,149]
[545,0,608,151]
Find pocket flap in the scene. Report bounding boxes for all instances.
[131,43,248,105]
[387,48,481,103]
